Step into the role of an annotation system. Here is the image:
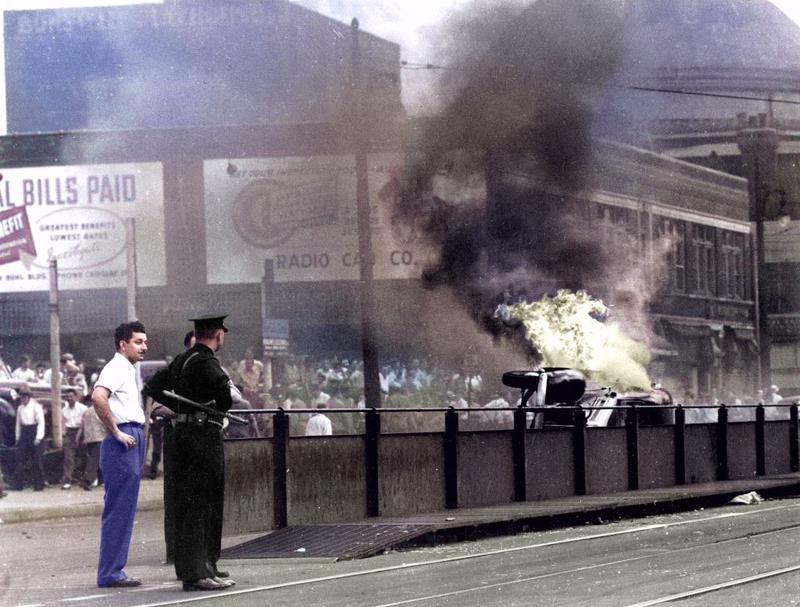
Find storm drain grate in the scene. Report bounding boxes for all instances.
[221,524,435,560]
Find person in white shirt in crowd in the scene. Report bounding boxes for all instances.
[482,390,513,428]
[43,353,75,384]
[313,386,331,407]
[12,386,46,491]
[12,355,37,383]
[237,348,264,393]
[61,387,88,489]
[348,362,364,389]
[92,321,149,589]
[305,401,333,436]
[65,361,89,397]
[770,384,783,404]
[89,359,107,387]
[446,390,470,422]
[77,398,106,490]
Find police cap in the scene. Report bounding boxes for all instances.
[189,313,229,333]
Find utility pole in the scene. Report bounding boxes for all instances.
[737,115,779,392]
[126,218,138,321]
[351,18,382,409]
[49,258,62,450]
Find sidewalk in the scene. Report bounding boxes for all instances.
[0,476,164,524]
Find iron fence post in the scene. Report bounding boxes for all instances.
[365,408,381,517]
[513,407,528,502]
[272,408,289,529]
[675,405,686,484]
[791,405,799,473]
[717,404,729,481]
[756,404,766,476]
[573,406,587,495]
[626,405,640,490]
[444,407,459,509]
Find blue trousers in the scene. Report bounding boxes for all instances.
[97,423,145,587]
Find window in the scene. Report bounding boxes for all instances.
[655,218,686,292]
[692,225,716,295]
[721,231,745,300]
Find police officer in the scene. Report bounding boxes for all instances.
[144,315,234,591]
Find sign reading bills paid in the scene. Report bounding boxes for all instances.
[0,206,36,265]
[0,162,166,292]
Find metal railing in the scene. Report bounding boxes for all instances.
[225,403,800,528]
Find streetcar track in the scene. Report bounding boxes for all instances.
[370,525,800,607]
[623,564,800,606]
[131,503,800,607]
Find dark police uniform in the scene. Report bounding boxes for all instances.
[144,318,232,585]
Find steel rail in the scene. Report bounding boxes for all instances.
[133,503,800,607]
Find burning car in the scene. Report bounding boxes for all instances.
[502,368,674,427]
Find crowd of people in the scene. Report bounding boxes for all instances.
[0,353,112,496]
[219,353,519,436]
[1,348,794,495]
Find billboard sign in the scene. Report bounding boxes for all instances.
[0,162,166,292]
[204,153,434,283]
[0,205,36,265]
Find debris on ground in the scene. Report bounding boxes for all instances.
[728,491,763,505]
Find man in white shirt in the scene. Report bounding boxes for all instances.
[11,356,37,383]
[305,403,333,436]
[92,321,148,589]
[12,386,46,491]
[60,388,87,489]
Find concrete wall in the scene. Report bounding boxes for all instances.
[527,429,575,500]
[685,424,718,483]
[379,434,445,516]
[223,439,274,534]
[766,421,792,475]
[586,428,629,495]
[639,427,677,488]
[458,432,515,508]
[222,419,799,534]
[287,436,366,525]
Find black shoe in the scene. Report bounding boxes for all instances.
[107,577,142,588]
[0,491,7,498]
[183,578,226,591]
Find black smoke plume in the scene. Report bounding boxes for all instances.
[395,0,634,367]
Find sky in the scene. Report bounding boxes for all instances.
[0,0,799,133]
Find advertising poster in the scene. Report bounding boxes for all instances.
[204,153,433,283]
[0,162,166,292]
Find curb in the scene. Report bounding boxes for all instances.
[0,498,163,525]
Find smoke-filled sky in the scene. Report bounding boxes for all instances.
[0,0,799,132]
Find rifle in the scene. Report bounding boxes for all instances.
[161,390,249,425]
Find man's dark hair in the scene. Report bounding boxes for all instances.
[114,321,147,349]
[183,330,195,348]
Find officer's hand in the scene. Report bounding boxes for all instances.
[115,430,136,449]
[33,439,41,446]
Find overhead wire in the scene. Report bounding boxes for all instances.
[399,60,800,105]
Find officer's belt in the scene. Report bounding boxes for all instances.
[174,411,223,428]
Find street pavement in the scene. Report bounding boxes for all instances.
[3,495,800,606]
[3,474,800,605]
[0,477,164,524]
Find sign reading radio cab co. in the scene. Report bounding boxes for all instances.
[0,206,36,266]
